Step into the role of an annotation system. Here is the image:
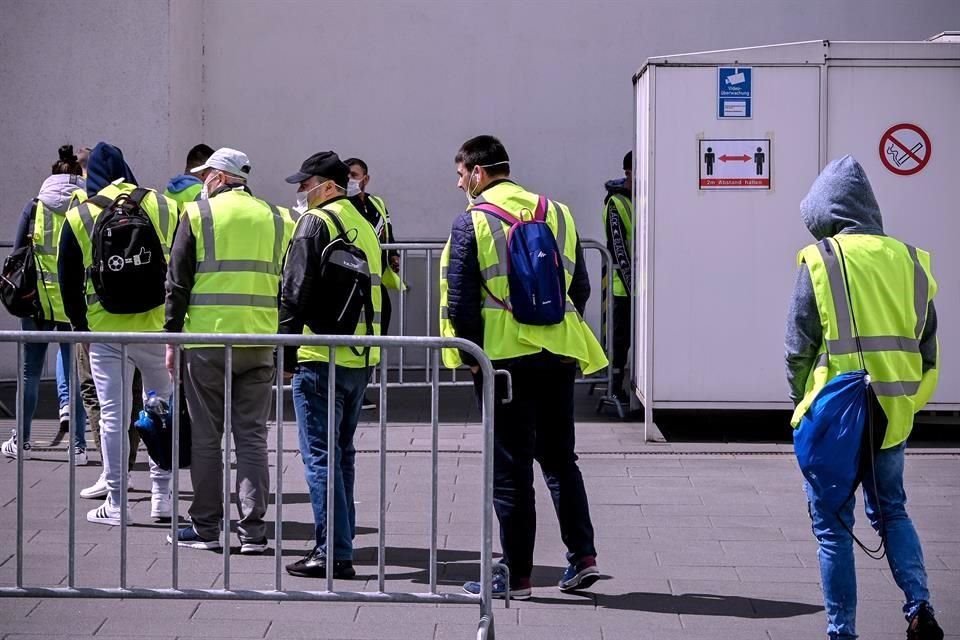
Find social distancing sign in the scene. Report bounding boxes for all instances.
[699,139,771,190]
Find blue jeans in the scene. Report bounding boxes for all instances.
[20,317,86,447]
[806,443,933,639]
[292,361,368,560]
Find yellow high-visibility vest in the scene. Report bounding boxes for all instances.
[63,182,177,332]
[182,188,296,342]
[295,198,382,368]
[33,189,86,322]
[601,193,633,297]
[791,234,938,448]
[439,181,607,374]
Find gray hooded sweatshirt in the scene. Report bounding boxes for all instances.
[784,155,938,404]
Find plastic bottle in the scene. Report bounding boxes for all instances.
[143,391,170,420]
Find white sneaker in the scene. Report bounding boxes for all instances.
[150,490,172,520]
[73,447,88,466]
[80,473,134,499]
[1,431,31,460]
[86,500,133,526]
[59,405,70,432]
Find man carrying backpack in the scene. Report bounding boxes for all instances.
[786,156,943,640]
[164,147,297,553]
[279,151,382,579]
[439,135,607,599]
[59,142,178,526]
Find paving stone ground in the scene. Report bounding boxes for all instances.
[1,419,958,639]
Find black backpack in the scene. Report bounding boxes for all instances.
[305,211,374,347]
[1,200,44,319]
[89,188,167,314]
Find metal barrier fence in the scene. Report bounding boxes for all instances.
[381,239,624,415]
[0,331,500,639]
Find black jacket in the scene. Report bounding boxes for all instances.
[277,198,346,372]
[446,180,591,367]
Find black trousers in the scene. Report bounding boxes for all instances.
[474,351,597,580]
[612,296,631,391]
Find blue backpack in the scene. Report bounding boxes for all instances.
[472,195,567,326]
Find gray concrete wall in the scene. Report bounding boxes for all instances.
[0,0,958,381]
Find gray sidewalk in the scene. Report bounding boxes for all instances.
[1,420,958,639]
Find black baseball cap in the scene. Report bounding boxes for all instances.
[285,151,350,188]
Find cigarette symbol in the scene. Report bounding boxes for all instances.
[886,141,923,167]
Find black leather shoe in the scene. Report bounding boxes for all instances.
[285,548,356,579]
[907,603,944,640]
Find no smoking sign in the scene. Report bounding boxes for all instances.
[879,123,931,176]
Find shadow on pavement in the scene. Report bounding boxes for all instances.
[534,590,824,618]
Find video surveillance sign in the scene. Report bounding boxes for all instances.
[718,67,752,119]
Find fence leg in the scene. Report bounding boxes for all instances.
[119,344,128,591]
[275,348,285,592]
[15,341,24,589]
[223,346,233,590]
[378,349,388,593]
[171,345,181,589]
[429,348,439,594]
[68,343,78,587]
[325,346,337,593]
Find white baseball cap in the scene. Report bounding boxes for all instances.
[191,147,251,179]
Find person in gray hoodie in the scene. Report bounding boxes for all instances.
[1,146,88,463]
[785,156,943,640]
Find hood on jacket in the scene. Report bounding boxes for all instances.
[604,177,630,199]
[86,142,138,196]
[166,173,201,194]
[800,155,883,240]
[38,174,86,212]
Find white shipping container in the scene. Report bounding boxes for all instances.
[632,38,960,428]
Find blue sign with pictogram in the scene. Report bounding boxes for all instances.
[717,66,752,119]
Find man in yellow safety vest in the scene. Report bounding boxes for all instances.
[786,155,943,640]
[164,147,297,554]
[440,135,607,600]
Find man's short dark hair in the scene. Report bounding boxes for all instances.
[455,135,510,176]
[186,144,214,171]
[344,158,369,175]
[623,151,633,171]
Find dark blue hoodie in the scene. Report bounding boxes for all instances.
[60,142,138,329]
[784,155,937,403]
[85,142,137,196]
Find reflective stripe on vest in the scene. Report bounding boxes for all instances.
[33,200,72,322]
[476,204,576,281]
[602,194,633,297]
[296,199,383,368]
[184,191,296,339]
[791,234,938,448]
[193,199,286,275]
[368,195,405,291]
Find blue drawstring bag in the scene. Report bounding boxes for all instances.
[793,369,870,514]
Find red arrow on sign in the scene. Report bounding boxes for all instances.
[719,154,751,162]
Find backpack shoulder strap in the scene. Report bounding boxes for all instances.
[87,194,114,209]
[128,188,151,208]
[470,202,517,227]
[534,195,548,222]
[318,208,349,239]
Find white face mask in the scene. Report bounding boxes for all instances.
[464,161,509,205]
[294,182,323,214]
[346,178,362,197]
[199,174,217,201]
